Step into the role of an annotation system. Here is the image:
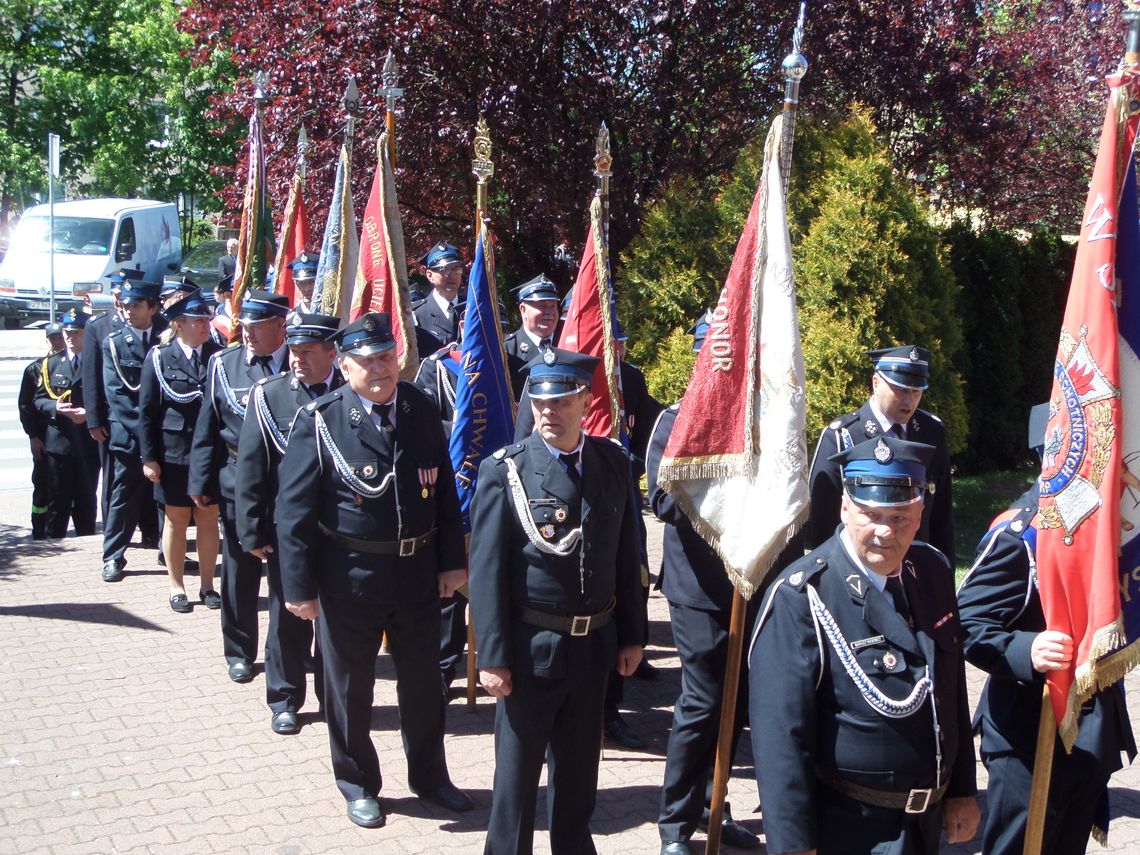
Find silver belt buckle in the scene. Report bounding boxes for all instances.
[905,788,932,814]
[398,537,415,557]
[570,615,591,636]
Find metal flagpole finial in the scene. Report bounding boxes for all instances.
[472,114,494,185]
[782,2,809,107]
[296,125,309,181]
[1125,1,1140,66]
[593,121,612,182]
[342,76,361,117]
[380,50,404,113]
[252,71,270,109]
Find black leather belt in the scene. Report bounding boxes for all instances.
[514,599,615,637]
[318,523,437,556]
[816,766,948,814]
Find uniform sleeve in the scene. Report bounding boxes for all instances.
[957,528,1039,685]
[33,359,58,423]
[234,388,273,551]
[947,640,979,799]
[748,580,822,854]
[929,431,956,567]
[275,410,323,602]
[187,357,222,497]
[613,452,648,648]
[805,427,842,549]
[647,409,683,526]
[18,362,40,438]
[468,457,514,669]
[138,352,161,464]
[82,322,107,429]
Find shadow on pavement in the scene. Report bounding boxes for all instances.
[0,601,171,632]
[0,523,72,579]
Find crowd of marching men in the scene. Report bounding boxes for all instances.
[14,237,1137,855]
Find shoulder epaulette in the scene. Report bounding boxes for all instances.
[304,389,342,412]
[492,442,525,461]
[785,554,829,589]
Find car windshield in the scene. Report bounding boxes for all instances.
[14,216,115,255]
[181,241,225,270]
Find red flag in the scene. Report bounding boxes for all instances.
[350,132,418,378]
[272,171,311,308]
[558,194,623,440]
[1035,67,1140,747]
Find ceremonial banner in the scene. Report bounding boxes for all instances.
[558,194,624,441]
[311,142,359,321]
[231,109,275,334]
[1036,67,1140,748]
[350,132,418,377]
[448,224,515,529]
[272,170,312,307]
[657,114,808,599]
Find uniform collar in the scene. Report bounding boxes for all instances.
[867,397,899,434]
[839,529,893,594]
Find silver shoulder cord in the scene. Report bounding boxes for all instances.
[151,347,202,404]
[253,385,287,455]
[108,336,140,393]
[503,457,582,555]
[313,409,396,497]
[438,359,457,410]
[213,357,246,417]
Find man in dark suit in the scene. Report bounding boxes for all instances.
[235,312,342,735]
[218,238,238,279]
[750,435,979,855]
[277,312,472,829]
[469,347,647,855]
[19,324,64,539]
[412,242,464,351]
[99,280,166,581]
[957,409,1136,855]
[189,290,289,683]
[805,345,955,567]
[34,309,101,538]
[503,274,560,399]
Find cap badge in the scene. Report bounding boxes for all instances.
[291,314,303,326]
[864,419,879,437]
[542,349,557,365]
[363,317,375,332]
[909,346,920,361]
[554,507,567,522]
[874,437,893,463]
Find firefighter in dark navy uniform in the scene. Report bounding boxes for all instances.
[957,406,1136,855]
[749,435,979,855]
[276,312,473,830]
[235,312,343,736]
[188,289,289,683]
[468,347,647,855]
[806,345,954,567]
[503,274,560,400]
[412,242,464,350]
[18,324,64,539]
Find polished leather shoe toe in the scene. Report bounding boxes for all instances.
[227,661,253,683]
[604,716,646,749]
[271,711,299,735]
[415,782,474,812]
[661,843,690,855]
[101,560,125,583]
[719,818,760,850]
[346,797,385,828]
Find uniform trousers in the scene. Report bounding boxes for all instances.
[485,667,608,855]
[98,438,110,522]
[30,455,50,538]
[102,451,159,563]
[982,746,1108,855]
[814,784,944,855]
[318,595,448,802]
[45,451,99,538]
[265,548,320,713]
[440,590,468,681]
[658,600,752,843]
[219,494,264,666]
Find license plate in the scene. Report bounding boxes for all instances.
[28,301,52,310]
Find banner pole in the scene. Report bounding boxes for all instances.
[1022,684,1055,855]
[704,590,747,854]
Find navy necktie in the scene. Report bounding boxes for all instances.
[886,575,911,625]
[377,403,393,432]
[559,451,581,484]
[308,382,327,399]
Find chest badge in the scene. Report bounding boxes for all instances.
[540,524,555,540]
[881,651,898,670]
[353,493,363,506]
[418,466,438,499]
[362,464,376,478]
[554,507,567,522]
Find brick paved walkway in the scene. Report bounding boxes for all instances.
[2,516,1139,854]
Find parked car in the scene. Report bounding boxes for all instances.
[179,239,228,292]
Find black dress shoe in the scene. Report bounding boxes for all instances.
[604,715,646,749]
[101,559,125,583]
[271,711,300,735]
[661,843,690,855]
[414,782,474,812]
[169,593,191,613]
[346,797,386,828]
[634,658,660,680]
[698,803,761,850]
[200,589,222,609]
[228,660,253,683]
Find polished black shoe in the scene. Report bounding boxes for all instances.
[169,593,191,613]
[200,589,222,609]
[634,658,660,680]
[661,843,690,855]
[414,782,474,812]
[604,715,646,749]
[346,797,386,828]
[271,711,300,735]
[227,660,253,683]
[698,803,761,850]
[101,559,125,583]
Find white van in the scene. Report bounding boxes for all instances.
[0,198,182,322]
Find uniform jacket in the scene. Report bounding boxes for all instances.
[138,338,221,466]
[188,345,284,500]
[468,431,647,679]
[503,327,537,400]
[82,309,124,431]
[276,381,467,606]
[102,324,163,455]
[647,405,735,612]
[413,343,460,428]
[749,536,976,854]
[957,486,1135,765]
[807,401,954,565]
[234,370,345,551]
[413,294,457,351]
[18,357,48,440]
[33,351,99,459]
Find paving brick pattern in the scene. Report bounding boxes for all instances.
[1,517,1138,854]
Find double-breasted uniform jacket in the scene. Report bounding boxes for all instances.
[468,431,647,679]
[413,343,461,428]
[102,322,165,456]
[82,309,125,433]
[413,293,458,352]
[18,357,48,442]
[807,401,955,566]
[276,381,467,606]
[234,370,345,552]
[33,351,99,460]
[138,339,222,466]
[748,536,976,855]
[188,346,283,500]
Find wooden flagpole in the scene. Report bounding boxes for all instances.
[379,50,403,169]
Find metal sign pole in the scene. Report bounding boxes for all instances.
[48,133,60,325]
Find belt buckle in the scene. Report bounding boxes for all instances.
[398,537,415,557]
[570,615,591,636]
[905,788,932,814]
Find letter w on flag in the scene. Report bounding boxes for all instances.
[657,114,808,599]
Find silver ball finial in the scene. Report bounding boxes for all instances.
[782,52,808,81]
